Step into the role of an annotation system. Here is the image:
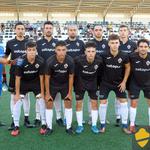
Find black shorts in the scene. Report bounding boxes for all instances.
[20,80,41,96]
[129,81,150,99]
[99,82,127,100]
[75,89,97,101]
[8,73,15,93]
[50,85,68,100]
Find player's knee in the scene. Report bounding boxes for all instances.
[118,98,127,103]
[76,100,82,111]
[64,100,72,108]
[131,100,138,108]
[100,99,107,104]
[146,99,150,107]
[91,100,98,110]
[46,101,53,109]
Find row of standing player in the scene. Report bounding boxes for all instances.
[0,21,141,136]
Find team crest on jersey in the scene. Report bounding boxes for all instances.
[127,45,131,49]
[94,65,98,70]
[146,61,150,66]
[35,64,39,68]
[102,44,106,49]
[52,42,56,47]
[76,42,80,47]
[118,58,122,63]
[64,63,68,68]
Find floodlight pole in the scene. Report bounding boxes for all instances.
[75,14,78,24]
[17,12,19,21]
[47,13,49,21]
[130,16,133,26]
[103,16,106,24]
[16,0,20,21]
[46,0,50,21]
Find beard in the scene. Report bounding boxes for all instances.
[46,32,52,37]
[17,33,24,37]
[69,35,76,39]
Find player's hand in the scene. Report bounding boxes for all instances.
[65,93,72,101]
[40,93,45,99]
[14,94,21,104]
[118,81,126,92]
[9,59,17,65]
[45,94,53,102]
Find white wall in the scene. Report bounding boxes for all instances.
[48,13,75,23]
[19,12,47,22]
[132,14,150,24]
[105,13,130,23]
[77,13,103,23]
[0,12,18,23]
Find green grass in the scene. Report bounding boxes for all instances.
[0,90,149,150]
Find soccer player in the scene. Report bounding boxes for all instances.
[65,24,85,57]
[90,25,110,125]
[74,41,103,134]
[11,41,46,136]
[65,24,85,124]
[92,25,109,56]
[99,34,131,134]
[44,41,74,135]
[36,21,63,127]
[129,39,150,133]
[5,22,32,130]
[115,25,137,126]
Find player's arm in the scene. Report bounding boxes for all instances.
[45,59,53,101]
[65,60,75,100]
[39,59,46,99]
[123,62,130,83]
[4,42,11,59]
[15,75,21,103]
[0,57,10,64]
[97,56,104,88]
[45,74,53,101]
[66,74,74,100]
[118,62,131,92]
[14,58,24,103]
[40,75,44,98]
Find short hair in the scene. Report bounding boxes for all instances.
[67,24,77,30]
[93,24,103,30]
[108,34,120,41]
[43,21,53,28]
[85,41,96,49]
[137,39,149,47]
[119,24,129,31]
[55,41,66,48]
[25,40,37,49]
[15,22,25,29]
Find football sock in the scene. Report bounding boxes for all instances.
[46,109,53,129]
[130,107,137,126]
[76,111,83,126]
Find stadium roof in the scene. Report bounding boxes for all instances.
[0,0,150,16]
